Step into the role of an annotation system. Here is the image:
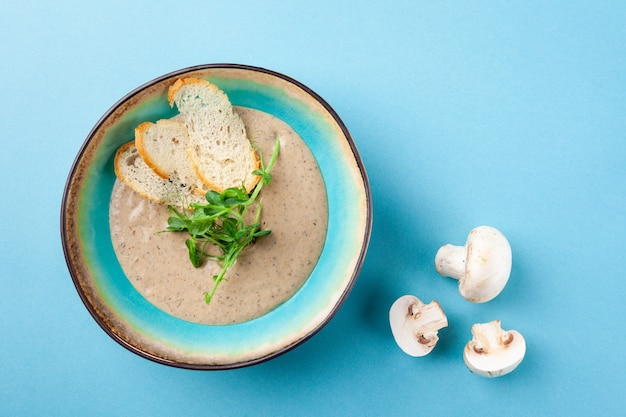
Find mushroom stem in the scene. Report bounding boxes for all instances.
[470,320,509,354]
[435,244,466,279]
[411,300,448,336]
[389,295,448,357]
[463,320,526,378]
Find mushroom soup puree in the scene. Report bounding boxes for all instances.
[109,107,328,325]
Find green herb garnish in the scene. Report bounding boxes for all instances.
[165,138,280,304]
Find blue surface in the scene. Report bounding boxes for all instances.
[1,1,625,416]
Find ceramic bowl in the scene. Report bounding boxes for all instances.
[61,64,372,369]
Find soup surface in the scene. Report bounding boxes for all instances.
[109,107,328,325]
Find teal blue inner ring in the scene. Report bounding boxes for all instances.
[79,75,364,359]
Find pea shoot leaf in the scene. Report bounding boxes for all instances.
[164,138,280,304]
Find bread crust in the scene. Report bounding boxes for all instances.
[113,141,135,183]
[134,121,169,179]
[114,141,164,203]
[167,77,220,107]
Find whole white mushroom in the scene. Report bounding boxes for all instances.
[435,225,512,303]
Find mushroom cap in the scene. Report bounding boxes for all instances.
[389,295,448,357]
[459,226,511,302]
[463,320,526,377]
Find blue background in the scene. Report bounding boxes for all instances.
[1,1,624,416]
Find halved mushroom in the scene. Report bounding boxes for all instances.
[389,295,448,357]
[435,225,512,303]
[463,320,526,377]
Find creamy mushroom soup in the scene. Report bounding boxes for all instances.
[109,107,328,325]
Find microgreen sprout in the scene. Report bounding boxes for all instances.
[165,138,280,304]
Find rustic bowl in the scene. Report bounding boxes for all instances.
[61,64,371,369]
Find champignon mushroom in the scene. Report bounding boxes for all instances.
[389,295,448,357]
[435,225,512,303]
[463,320,526,377]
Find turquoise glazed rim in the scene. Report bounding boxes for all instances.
[61,64,372,369]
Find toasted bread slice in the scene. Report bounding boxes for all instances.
[168,77,260,193]
[114,141,204,206]
[134,118,206,196]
